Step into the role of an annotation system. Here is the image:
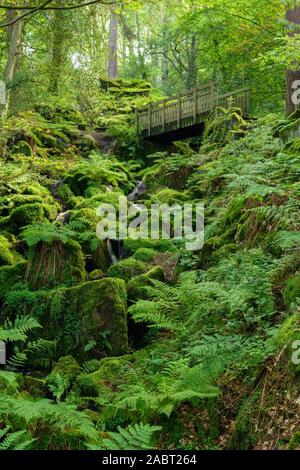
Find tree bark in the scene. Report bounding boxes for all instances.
[186,35,197,90]
[48,10,67,94]
[286,5,300,116]
[1,9,23,116]
[108,6,118,79]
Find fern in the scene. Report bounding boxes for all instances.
[21,222,75,247]
[0,427,35,450]
[0,315,41,343]
[0,396,98,441]
[102,423,162,450]
[48,373,69,402]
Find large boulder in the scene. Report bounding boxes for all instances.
[38,278,128,359]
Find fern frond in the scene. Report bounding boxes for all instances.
[102,423,162,450]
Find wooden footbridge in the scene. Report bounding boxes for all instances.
[136,82,250,142]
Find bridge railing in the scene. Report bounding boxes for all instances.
[136,83,250,138]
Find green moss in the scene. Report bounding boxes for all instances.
[32,278,128,359]
[9,203,46,230]
[20,376,47,398]
[0,262,27,300]
[288,431,300,450]
[273,313,300,349]
[211,243,239,264]
[132,248,157,263]
[26,240,86,290]
[88,355,133,394]
[89,269,105,280]
[127,266,165,301]
[203,107,248,148]
[151,188,190,205]
[75,373,99,397]
[0,234,21,266]
[228,390,261,450]
[124,238,176,256]
[69,208,98,231]
[284,273,300,307]
[108,258,148,282]
[48,356,81,384]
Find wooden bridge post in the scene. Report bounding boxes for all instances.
[163,100,166,132]
[177,92,182,128]
[148,102,152,137]
[193,88,197,124]
[135,109,139,133]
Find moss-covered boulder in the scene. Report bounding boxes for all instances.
[48,356,81,385]
[38,278,128,359]
[0,234,21,266]
[284,273,300,307]
[86,355,133,396]
[9,203,46,230]
[133,248,157,263]
[203,107,249,148]
[20,376,48,398]
[25,240,86,290]
[108,258,148,282]
[124,238,176,257]
[89,269,105,281]
[127,266,165,302]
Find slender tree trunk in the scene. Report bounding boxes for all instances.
[1,10,23,115]
[186,35,197,90]
[286,5,300,116]
[108,6,118,79]
[48,11,67,94]
[161,8,169,92]
[136,12,146,79]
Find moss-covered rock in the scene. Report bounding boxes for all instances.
[75,373,99,397]
[127,266,165,301]
[20,375,48,398]
[89,269,105,281]
[203,107,249,148]
[9,203,46,230]
[37,278,128,359]
[25,240,86,290]
[108,258,148,282]
[0,234,21,266]
[48,356,81,384]
[124,238,176,257]
[88,355,133,395]
[284,273,300,307]
[133,248,157,263]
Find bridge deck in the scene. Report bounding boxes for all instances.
[136,83,250,141]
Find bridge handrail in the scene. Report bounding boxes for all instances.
[136,82,216,112]
[136,84,250,137]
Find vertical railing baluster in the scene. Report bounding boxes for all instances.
[177,92,182,128]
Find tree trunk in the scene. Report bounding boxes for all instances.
[1,10,23,115]
[286,5,300,116]
[161,8,169,92]
[108,6,118,79]
[186,35,197,90]
[48,11,67,94]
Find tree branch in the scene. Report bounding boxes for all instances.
[0,0,115,10]
[0,0,117,29]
